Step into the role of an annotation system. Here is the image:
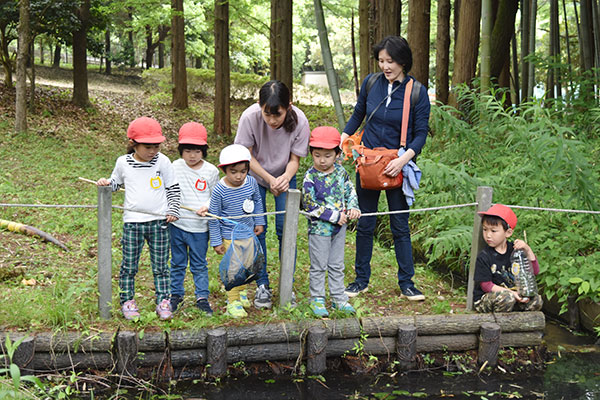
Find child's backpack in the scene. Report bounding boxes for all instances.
[219,219,264,291]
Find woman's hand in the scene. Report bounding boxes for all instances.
[383,157,407,177]
[272,175,290,193]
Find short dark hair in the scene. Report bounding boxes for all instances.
[178,143,208,158]
[220,160,250,174]
[482,215,510,231]
[259,80,298,133]
[309,146,341,155]
[373,36,413,73]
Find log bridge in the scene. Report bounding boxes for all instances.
[1,312,545,377]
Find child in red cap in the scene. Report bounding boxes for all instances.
[97,117,181,321]
[473,204,543,313]
[302,126,361,317]
[169,122,219,316]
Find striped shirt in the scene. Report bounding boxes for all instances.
[109,153,181,223]
[208,175,265,247]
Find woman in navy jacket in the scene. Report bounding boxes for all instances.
[341,36,430,301]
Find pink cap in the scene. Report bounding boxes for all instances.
[309,126,341,149]
[178,122,208,145]
[478,204,517,229]
[127,117,165,143]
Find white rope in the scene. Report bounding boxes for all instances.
[299,202,478,218]
[112,205,285,220]
[0,203,98,209]
[503,204,600,215]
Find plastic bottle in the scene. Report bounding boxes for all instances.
[510,249,538,298]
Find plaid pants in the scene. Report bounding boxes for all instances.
[120,220,170,305]
[474,290,543,313]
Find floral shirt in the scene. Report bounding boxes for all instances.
[302,163,359,236]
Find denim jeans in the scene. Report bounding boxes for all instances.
[169,224,210,299]
[255,176,297,287]
[353,173,415,290]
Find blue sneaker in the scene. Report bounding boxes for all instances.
[310,297,329,317]
[333,301,356,314]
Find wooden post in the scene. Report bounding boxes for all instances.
[97,185,112,319]
[206,328,227,377]
[466,186,493,311]
[306,325,328,375]
[396,324,417,371]
[115,331,137,376]
[279,189,301,308]
[478,322,501,368]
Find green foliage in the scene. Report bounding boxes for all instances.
[412,87,600,308]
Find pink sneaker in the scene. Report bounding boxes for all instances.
[156,299,172,320]
[121,300,140,320]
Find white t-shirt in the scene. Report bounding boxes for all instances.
[234,103,310,188]
[171,158,219,233]
[109,153,180,223]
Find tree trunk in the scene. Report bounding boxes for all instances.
[490,0,519,81]
[527,0,537,99]
[481,0,493,93]
[407,0,430,86]
[435,0,451,104]
[351,9,360,97]
[72,0,91,108]
[171,0,188,109]
[105,27,111,75]
[53,44,61,68]
[16,0,30,133]
[580,0,594,72]
[314,0,345,130]
[520,0,530,102]
[359,0,371,81]
[450,0,481,106]
[511,29,520,104]
[145,25,153,69]
[29,39,35,111]
[214,0,230,137]
[158,25,167,68]
[1,27,13,87]
[376,0,401,40]
[546,0,559,100]
[270,0,293,95]
[39,37,44,64]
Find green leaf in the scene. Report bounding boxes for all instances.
[569,277,584,284]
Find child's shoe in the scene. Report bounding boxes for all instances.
[156,299,173,320]
[239,290,251,308]
[196,298,214,316]
[254,284,273,309]
[170,294,184,312]
[121,299,140,320]
[226,300,248,318]
[333,301,356,314]
[310,297,329,318]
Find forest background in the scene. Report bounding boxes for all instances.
[0,0,599,335]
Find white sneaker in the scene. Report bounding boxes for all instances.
[254,284,273,309]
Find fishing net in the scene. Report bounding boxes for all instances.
[219,220,264,291]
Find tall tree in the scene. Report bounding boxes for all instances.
[435,0,451,104]
[358,0,371,80]
[480,0,492,93]
[546,0,560,100]
[104,26,111,75]
[15,0,30,133]
[450,0,481,106]
[145,24,170,69]
[407,0,430,86]
[490,0,518,81]
[171,0,188,109]
[527,0,537,99]
[1,0,18,88]
[520,0,530,102]
[72,0,91,107]
[214,0,230,137]
[270,0,292,94]
[314,0,345,130]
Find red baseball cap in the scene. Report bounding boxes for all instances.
[127,117,165,143]
[309,126,341,149]
[478,204,517,229]
[179,122,208,145]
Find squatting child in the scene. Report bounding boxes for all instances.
[301,126,361,317]
[169,122,219,316]
[473,204,543,313]
[208,144,265,318]
[97,117,181,320]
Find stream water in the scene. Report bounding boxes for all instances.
[169,320,599,400]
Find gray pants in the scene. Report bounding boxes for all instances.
[308,226,348,303]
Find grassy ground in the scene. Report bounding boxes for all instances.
[0,67,466,333]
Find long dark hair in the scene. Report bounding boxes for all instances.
[373,36,413,73]
[258,80,298,132]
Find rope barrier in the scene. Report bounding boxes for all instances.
[299,202,478,218]
[0,203,98,209]
[504,204,600,215]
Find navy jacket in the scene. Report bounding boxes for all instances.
[344,73,430,155]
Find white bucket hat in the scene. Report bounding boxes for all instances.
[219,144,251,167]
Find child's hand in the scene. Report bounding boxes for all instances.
[166,214,178,223]
[511,290,529,303]
[513,239,536,261]
[196,206,209,217]
[338,211,348,226]
[347,208,361,220]
[214,244,225,255]
[96,178,110,186]
[254,225,264,236]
